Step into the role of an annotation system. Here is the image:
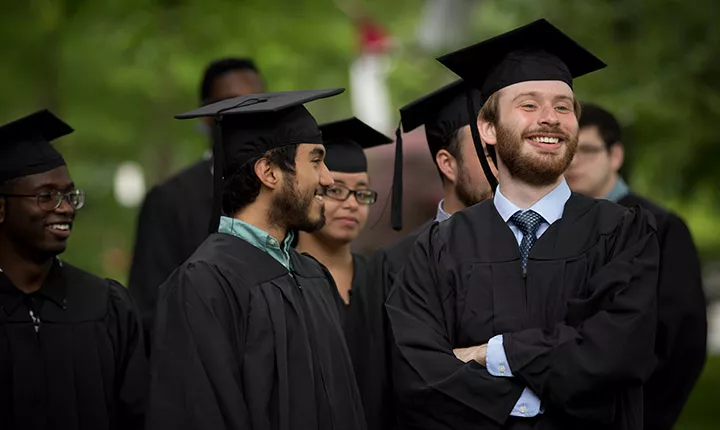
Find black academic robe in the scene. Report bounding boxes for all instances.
[386,194,660,430]
[354,221,433,430]
[146,233,366,430]
[331,253,394,430]
[128,159,213,344]
[0,260,147,430]
[617,192,707,430]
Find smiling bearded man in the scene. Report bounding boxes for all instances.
[386,19,660,430]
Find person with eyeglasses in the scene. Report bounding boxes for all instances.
[294,117,393,430]
[566,102,707,430]
[0,110,147,430]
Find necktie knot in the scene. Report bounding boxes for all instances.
[510,210,544,238]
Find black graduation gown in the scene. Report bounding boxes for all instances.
[330,253,394,430]
[128,159,213,343]
[0,260,147,430]
[617,192,707,430]
[353,220,433,430]
[146,233,366,430]
[386,194,660,430]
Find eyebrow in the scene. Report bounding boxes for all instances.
[309,147,325,159]
[33,181,75,192]
[512,91,574,104]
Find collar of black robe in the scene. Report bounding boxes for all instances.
[0,258,67,316]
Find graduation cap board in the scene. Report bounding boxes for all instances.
[0,110,73,182]
[175,88,345,233]
[436,19,606,100]
[390,80,495,231]
[319,117,393,173]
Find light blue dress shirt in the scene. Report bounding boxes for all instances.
[485,178,572,418]
[435,199,452,222]
[218,216,295,271]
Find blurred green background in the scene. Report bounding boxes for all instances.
[2,0,719,427]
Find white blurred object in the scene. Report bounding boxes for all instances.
[350,54,393,133]
[114,162,146,208]
[416,0,478,51]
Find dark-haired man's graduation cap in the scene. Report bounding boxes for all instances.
[435,19,605,190]
[390,80,493,231]
[0,110,73,182]
[175,88,345,233]
[319,117,393,174]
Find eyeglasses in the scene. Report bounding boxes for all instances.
[1,190,86,211]
[324,185,377,205]
[574,146,607,159]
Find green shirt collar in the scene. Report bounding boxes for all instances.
[218,216,295,271]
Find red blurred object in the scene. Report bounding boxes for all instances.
[357,17,392,54]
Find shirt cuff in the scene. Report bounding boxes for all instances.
[486,334,513,377]
[510,387,543,417]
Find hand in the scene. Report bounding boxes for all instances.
[453,344,488,367]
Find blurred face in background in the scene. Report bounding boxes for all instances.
[313,171,375,247]
[566,125,624,198]
[202,69,266,128]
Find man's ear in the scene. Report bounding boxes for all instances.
[436,149,459,184]
[254,158,281,190]
[478,118,497,148]
[609,142,625,173]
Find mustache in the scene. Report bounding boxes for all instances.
[522,125,572,140]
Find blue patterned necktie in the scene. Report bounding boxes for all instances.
[510,210,545,275]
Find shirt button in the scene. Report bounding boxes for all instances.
[519,405,527,414]
[499,365,506,373]
[268,238,277,246]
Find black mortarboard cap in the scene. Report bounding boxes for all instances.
[319,117,393,173]
[175,88,345,233]
[390,80,497,231]
[0,109,73,182]
[436,19,606,100]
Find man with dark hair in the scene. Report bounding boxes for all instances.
[387,19,659,429]
[566,102,707,430]
[146,90,367,430]
[373,80,495,299]
[361,80,495,430]
[0,110,147,430]
[128,57,265,342]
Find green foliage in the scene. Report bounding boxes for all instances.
[2,0,720,280]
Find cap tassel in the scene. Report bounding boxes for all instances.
[466,91,498,193]
[391,122,403,231]
[208,117,224,234]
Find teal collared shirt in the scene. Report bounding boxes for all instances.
[218,216,295,271]
[605,176,630,203]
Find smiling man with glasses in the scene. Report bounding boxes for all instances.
[294,116,392,430]
[0,110,147,430]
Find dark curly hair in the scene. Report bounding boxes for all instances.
[222,145,297,215]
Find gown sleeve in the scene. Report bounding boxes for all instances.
[501,207,660,421]
[145,262,251,430]
[643,213,707,429]
[108,281,149,430]
[386,224,525,428]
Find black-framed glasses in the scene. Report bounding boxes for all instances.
[1,190,86,211]
[324,185,378,205]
